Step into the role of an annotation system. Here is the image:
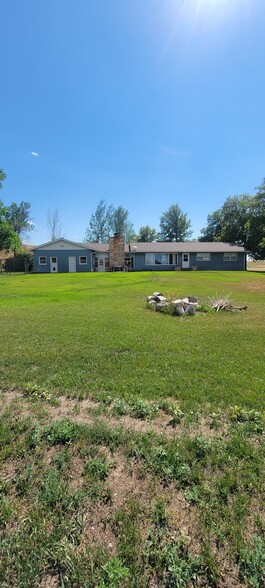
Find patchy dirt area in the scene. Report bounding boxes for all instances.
[0,389,263,588]
[0,390,229,442]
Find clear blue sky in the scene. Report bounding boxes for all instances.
[1,0,265,243]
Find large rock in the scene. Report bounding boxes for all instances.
[174,303,185,316]
[181,297,190,305]
[188,295,198,303]
[186,304,196,315]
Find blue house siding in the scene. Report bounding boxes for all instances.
[188,252,245,271]
[134,252,245,271]
[33,249,93,273]
[32,239,246,272]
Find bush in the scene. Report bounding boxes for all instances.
[5,251,34,272]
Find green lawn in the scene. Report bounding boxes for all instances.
[0,271,264,410]
[0,271,264,587]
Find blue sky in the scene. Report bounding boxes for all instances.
[1,0,265,243]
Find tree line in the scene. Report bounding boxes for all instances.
[0,168,34,252]
[84,200,192,244]
[84,180,265,259]
[1,166,265,259]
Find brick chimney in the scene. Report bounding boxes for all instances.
[109,233,125,270]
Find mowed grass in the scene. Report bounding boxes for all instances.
[0,271,265,587]
[0,270,264,411]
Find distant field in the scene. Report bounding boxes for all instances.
[0,271,264,587]
[247,260,265,271]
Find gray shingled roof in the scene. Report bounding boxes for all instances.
[31,239,246,254]
[127,242,245,253]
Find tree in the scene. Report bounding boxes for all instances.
[199,184,265,259]
[110,206,136,242]
[137,225,158,242]
[0,170,21,251]
[84,201,136,243]
[84,199,114,243]
[47,209,63,241]
[246,179,265,259]
[199,195,251,244]
[5,201,33,238]
[0,168,6,190]
[0,201,21,251]
[159,204,192,241]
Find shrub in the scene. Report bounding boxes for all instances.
[45,419,80,445]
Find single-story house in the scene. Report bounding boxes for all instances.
[31,235,246,272]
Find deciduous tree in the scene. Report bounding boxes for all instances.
[0,168,6,190]
[47,209,63,241]
[159,204,192,241]
[0,201,21,251]
[5,201,33,238]
[199,195,251,244]
[246,179,265,259]
[199,183,265,259]
[84,199,114,243]
[110,206,136,242]
[137,225,158,242]
[84,201,135,243]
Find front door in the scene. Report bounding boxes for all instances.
[98,257,105,272]
[182,253,190,269]
[50,256,58,272]
[68,256,77,272]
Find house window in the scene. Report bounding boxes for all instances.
[223,253,238,261]
[145,253,170,265]
[79,256,87,264]
[145,253,155,265]
[169,253,178,265]
[196,253,211,261]
[39,256,47,265]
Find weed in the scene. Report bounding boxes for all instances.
[197,302,213,313]
[98,557,129,587]
[84,456,109,481]
[145,533,203,587]
[113,398,159,420]
[229,406,264,424]
[23,382,54,403]
[45,419,80,445]
[26,423,41,449]
[238,535,265,588]
[184,485,202,505]
[187,436,210,460]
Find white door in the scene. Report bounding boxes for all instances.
[182,253,190,269]
[98,257,105,272]
[50,256,58,273]
[68,256,77,272]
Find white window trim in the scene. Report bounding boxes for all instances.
[79,256,87,264]
[196,253,211,262]
[223,253,238,261]
[39,256,47,265]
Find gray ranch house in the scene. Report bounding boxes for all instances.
[31,235,246,273]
